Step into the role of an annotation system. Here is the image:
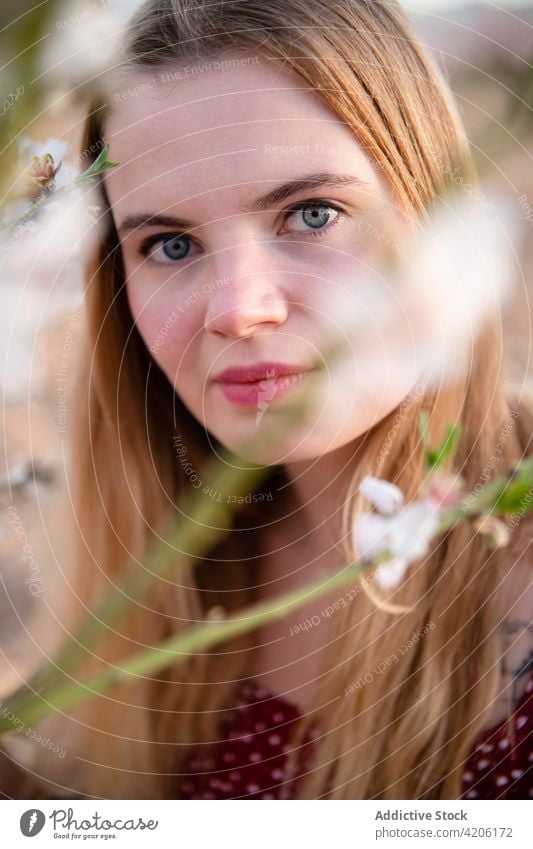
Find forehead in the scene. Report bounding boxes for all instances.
[104,56,382,216]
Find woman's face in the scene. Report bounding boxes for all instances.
[105,55,419,464]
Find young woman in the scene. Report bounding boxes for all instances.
[16,0,532,801]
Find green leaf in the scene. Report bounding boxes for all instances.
[493,459,533,514]
[427,423,461,470]
[75,143,119,184]
[418,411,461,471]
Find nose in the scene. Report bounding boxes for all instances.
[203,242,289,337]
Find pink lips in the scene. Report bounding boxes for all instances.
[212,361,311,407]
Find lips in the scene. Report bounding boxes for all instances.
[213,361,310,383]
[212,361,311,407]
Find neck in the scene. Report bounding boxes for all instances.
[273,438,363,571]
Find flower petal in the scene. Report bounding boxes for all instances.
[388,500,440,561]
[359,475,404,515]
[473,514,510,549]
[353,512,392,562]
[374,557,409,590]
[18,136,69,166]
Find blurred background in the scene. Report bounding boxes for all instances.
[0,0,532,693]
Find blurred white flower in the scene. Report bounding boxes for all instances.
[49,161,80,191]
[403,193,516,388]
[0,266,53,402]
[472,513,511,549]
[359,475,404,515]
[39,2,129,93]
[3,184,101,274]
[302,193,519,431]
[373,558,411,591]
[18,137,69,170]
[422,471,464,509]
[16,136,78,194]
[0,185,99,401]
[1,200,41,231]
[1,135,115,402]
[354,477,442,590]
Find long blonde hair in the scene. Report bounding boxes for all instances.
[30,0,532,799]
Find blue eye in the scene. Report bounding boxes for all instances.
[283,202,342,237]
[302,206,330,227]
[162,235,190,260]
[137,200,343,266]
[139,233,192,263]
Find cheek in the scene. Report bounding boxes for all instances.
[295,253,369,347]
[126,280,201,379]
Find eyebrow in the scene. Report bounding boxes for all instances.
[116,172,369,236]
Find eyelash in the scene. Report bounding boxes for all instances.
[137,199,345,262]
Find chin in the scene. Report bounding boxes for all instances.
[208,420,350,467]
[205,431,298,467]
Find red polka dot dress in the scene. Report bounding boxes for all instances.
[178,681,316,799]
[177,672,532,799]
[461,672,533,800]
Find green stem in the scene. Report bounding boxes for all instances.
[2,393,531,735]
[0,554,374,731]
[2,388,319,713]
[3,461,531,734]
[14,452,269,702]
[3,144,118,232]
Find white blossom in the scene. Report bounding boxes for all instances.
[473,514,511,549]
[0,188,97,401]
[353,493,441,590]
[373,558,410,591]
[18,136,69,171]
[297,193,518,433]
[17,136,80,193]
[39,2,127,93]
[359,475,405,515]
